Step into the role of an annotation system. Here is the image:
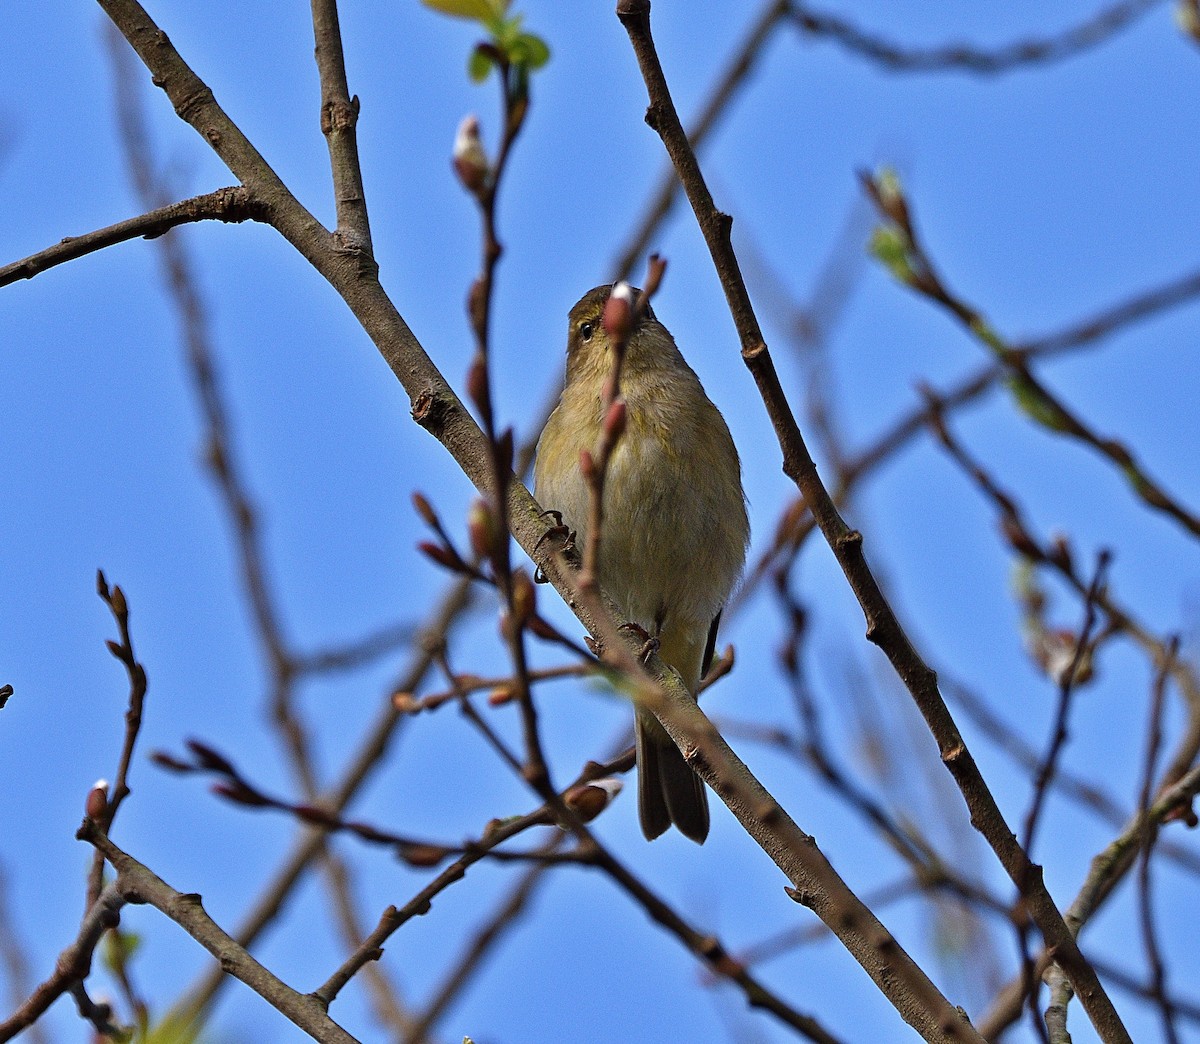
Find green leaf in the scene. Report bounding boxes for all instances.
[101,928,143,974]
[468,47,494,82]
[869,225,913,284]
[509,31,550,69]
[421,0,496,23]
[491,12,524,45]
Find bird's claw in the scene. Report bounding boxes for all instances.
[619,622,660,665]
[533,510,575,583]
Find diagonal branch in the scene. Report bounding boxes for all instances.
[78,821,361,1043]
[614,2,1129,1041]
[0,882,125,1043]
[95,3,988,1039]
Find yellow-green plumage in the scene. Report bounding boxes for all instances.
[534,285,749,842]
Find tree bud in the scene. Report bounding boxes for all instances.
[85,779,109,821]
[468,498,498,559]
[604,399,627,441]
[452,114,489,195]
[579,449,595,481]
[603,282,635,341]
[564,778,623,822]
[511,568,536,625]
[411,491,438,527]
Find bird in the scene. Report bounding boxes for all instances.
[534,284,749,842]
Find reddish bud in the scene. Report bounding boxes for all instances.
[391,691,419,713]
[487,684,514,707]
[85,779,109,821]
[411,491,438,527]
[579,449,596,481]
[418,541,464,572]
[511,568,536,626]
[150,750,193,773]
[186,739,236,776]
[604,398,627,441]
[399,842,450,868]
[603,282,635,341]
[564,778,623,822]
[468,498,497,559]
[466,353,489,414]
[109,584,128,617]
[452,114,489,195]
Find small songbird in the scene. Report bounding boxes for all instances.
[534,285,749,842]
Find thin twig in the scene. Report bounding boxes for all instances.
[611,0,792,280]
[310,0,373,250]
[458,45,547,790]
[1137,638,1182,1044]
[0,186,264,287]
[87,572,151,912]
[976,765,1200,1039]
[450,684,850,1044]
[404,861,551,1042]
[577,264,665,591]
[0,882,126,1043]
[106,30,417,1033]
[865,171,1200,541]
[166,579,473,1028]
[785,0,1163,75]
[1021,554,1111,856]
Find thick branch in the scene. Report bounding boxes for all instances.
[79,822,360,1043]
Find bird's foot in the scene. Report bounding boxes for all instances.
[533,510,575,583]
[619,622,660,665]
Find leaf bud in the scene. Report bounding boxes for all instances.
[603,282,636,341]
[452,114,489,195]
[85,779,109,821]
[564,778,623,822]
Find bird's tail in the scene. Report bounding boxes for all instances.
[635,708,709,843]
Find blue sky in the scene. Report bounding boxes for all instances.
[3,3,1200,1042]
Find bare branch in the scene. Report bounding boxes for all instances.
[612,0,792,280]
[785,0,1163,75]
[0,186,263,288]
[166,579,472,1026]
[615,4,1128,1038]
[309,0,373,249]
[86,573,152,911]
[865,171,1200,541]
[0,882,126,1043]
[1137,640,1183,1044]
[78,822,361,1043]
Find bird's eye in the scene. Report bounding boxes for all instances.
[579,321,595,342]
